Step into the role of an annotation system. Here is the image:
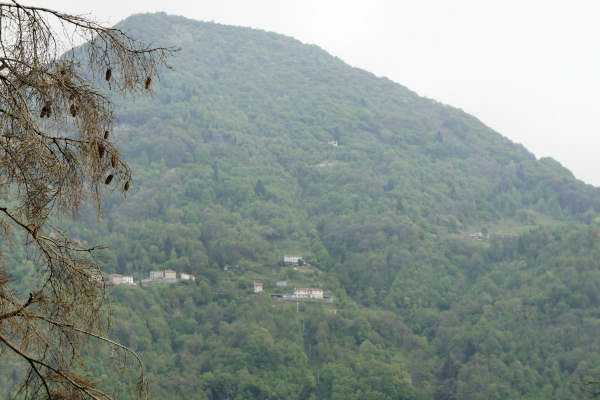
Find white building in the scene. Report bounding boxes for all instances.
[283,255,303,264]
[121,276,134,285]
[149,270,177,281]
[180,273,195,281]
[108,274,135,286]
[294,288,323,299]
[328,140,339,147]
[164,269,177,280]
[254,281,263,293]
[149,270,164,280]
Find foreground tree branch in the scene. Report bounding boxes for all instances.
[0,3,175,399]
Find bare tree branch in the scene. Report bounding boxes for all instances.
[0,3,175,399]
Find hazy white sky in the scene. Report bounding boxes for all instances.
[34,0,600,185]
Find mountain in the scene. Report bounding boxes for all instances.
[3,12,600,399]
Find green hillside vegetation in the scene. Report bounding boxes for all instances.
[3,13,600,399]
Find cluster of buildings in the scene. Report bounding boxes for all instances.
[106,270,195,287]
[254,280,331,302]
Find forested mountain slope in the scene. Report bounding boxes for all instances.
[3,13,600,399]
[98,12,599,304]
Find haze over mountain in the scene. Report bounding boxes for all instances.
[3,13,600,399]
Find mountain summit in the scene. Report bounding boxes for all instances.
[109,13,598,240]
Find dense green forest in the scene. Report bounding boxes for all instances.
[2,13,600,399]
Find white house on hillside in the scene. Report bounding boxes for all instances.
[149,270,163,280]
[149,270,177,281]
[294,288,323,299]
[164,269,177,280]
[180,273,195,281]
[108,274,135,286]
[283,255,303,264]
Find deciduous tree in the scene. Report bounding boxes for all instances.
[0,3,173,399]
